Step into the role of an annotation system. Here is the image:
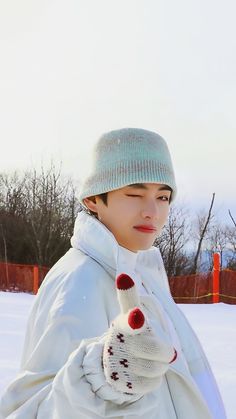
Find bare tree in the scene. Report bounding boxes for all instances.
[23,164,81,266]
[225,225,236,269]
[205,222,228,270]
[192,193,215,273]
[0,171,28,216]
[228,209,236,228]
[0,165,81,267]
[0,172,31,264]
[154,203,191,276]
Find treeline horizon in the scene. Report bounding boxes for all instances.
[0,165,235,276]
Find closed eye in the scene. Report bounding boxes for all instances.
[126,194,170,201]
[125,194,142,197]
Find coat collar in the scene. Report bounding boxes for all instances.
[71,210,156,279]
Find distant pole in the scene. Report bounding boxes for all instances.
[0,224,9,289]
[212,252,220,303]
[33,266,39,294]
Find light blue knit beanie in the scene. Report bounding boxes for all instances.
[79,128,177,204]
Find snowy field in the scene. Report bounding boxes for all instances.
[0,292,235,418]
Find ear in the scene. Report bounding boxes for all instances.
[83,196,98,213]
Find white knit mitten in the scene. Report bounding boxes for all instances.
[103,274,177,395]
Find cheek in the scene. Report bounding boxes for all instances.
[116,200,137,216]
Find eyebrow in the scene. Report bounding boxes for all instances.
[127,183,172,192]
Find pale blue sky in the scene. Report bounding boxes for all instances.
[0,0,235,222]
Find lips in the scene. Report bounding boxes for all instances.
[133,225,157,233]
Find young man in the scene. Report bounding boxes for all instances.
[0,128,226,418]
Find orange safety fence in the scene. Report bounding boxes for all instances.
[0,262,49,294]
[169,272,212,304]
[220,270,236,305]
[169,269,236,305]
[0,261,236,304]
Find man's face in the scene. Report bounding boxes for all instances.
[85,183,171,252]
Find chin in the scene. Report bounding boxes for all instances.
[137,243,153,251]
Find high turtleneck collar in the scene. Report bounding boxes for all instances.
[70,210,170,295]
[70,210,139,277]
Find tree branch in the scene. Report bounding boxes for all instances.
[228,209,236,228]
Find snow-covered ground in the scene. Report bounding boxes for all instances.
[0,292,235,418]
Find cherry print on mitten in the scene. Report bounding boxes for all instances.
[103,273,177,394]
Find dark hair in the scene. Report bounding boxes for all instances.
[98,189,173,205]
[85,187,173,217]
[99,192,108,206]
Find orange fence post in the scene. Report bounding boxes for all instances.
[33,266,39,295]
[212,252,220,303]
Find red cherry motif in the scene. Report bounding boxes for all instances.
[116,273,135,290]
[128,308,145,329]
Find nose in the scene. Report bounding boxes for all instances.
[141,199,158,219]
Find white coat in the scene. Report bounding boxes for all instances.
[0,211,226,418]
